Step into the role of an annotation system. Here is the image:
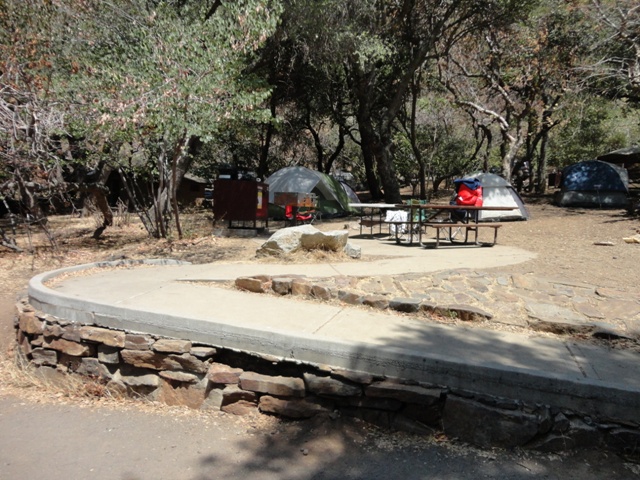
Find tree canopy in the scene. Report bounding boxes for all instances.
[1,0,638,245]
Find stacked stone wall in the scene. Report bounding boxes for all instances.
[13,300,640,458]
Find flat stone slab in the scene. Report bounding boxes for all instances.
[524,301,584,321]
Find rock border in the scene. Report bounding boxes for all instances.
[234,274,640,342]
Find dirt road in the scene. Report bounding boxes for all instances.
[1,394,638,480]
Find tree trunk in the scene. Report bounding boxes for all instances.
[537,128,549,194]
[15,169,45,221]
[374,126,402,204]
[90,186,113,239]
[500,127,524,184]
[480,124,492,173]
[354,94,400,203]
[154,151,168,238]
[349,51,428,204]
[0,227,22,252]
[323,124,346,175]
[146,135,200,239]
[170,133,189,240]
[89,164,114,239]
[356,118,383,201]
[407,80,427,200]
[349,67,383,201]
[258,100,277,179]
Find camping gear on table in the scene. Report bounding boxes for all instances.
[454,178,484,206]
[463,172,529,221]
[284,204,316,225]
[450,178,483,222]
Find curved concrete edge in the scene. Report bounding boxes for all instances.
[27,258,191,324]
[29,258,190,287]
[29,258,189,298]
[27,260,640,425]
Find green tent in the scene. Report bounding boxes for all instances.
[266,166,357,218]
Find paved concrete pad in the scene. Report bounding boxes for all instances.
[27,241,640,424]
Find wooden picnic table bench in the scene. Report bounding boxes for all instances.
[422,222,503,248]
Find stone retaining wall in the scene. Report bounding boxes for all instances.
[14,300,640,457]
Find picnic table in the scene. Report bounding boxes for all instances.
[349,203,398,236]
[350,202,516,248]
[412,204,515,248]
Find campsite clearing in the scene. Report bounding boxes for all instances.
[0,194,638,353]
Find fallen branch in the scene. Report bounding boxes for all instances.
[0,228,23,252]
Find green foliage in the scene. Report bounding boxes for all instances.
[3,0,638,221]
[42,0,283,237]
[581,0,640,104]
[62,0,281,147]
[0,0,71,214]
[548,96,640,167]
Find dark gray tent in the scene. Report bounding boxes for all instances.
[339,180,360,204]
[554,160,629,208]
[598,146,640,183]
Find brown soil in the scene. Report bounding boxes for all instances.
[494,196,640,291]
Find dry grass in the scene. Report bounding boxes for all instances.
[0,349,116,402]
[255,247,358,264]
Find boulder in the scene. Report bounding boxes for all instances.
[158,371,200,383]
[343,242,361,259]
[239,372,305,397]
[19,311,44,335]
[256,225,354,257]
[124,334,154,350]
[152,338,192,354]
[155,378,206,409]
[207,363,243,384]
[442,396,541,448]
[303,373,362,397]
[291,279,312,296]
[259,395,330,419]
[30,348,58,367]
[78,326,126,348]
[299,229,348,252]
[42,338,93,357]
[235,276,272,293]
[222,400,258,416]
[256,225,317,256]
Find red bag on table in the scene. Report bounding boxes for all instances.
[455,182,483,207]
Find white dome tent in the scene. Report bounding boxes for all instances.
[464,172,530,221]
